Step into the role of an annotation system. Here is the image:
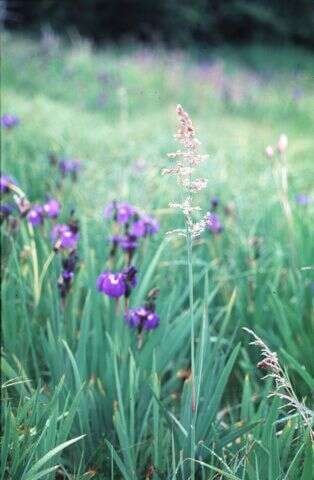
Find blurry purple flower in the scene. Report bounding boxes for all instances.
[129,219,146,238]
[211,196,219,210]
[96,271,126,298]
[27,205,44,226]
[119,234,138,252]
[62,270,74,281]
[1,114,19,129]
[123,265,138,297]
[295,194,312,206]
[124,306,159,330]
[104,201,136,224]
[0,203,14,222]
[129,214,159,238]
[51,224,79,250]
[124,308,142,328]
[59,159,81,181]
[0,174,16,194]
[43,198,61,218]
[207,212,223,234]
[58,251,78,299]
[144,311,160,330]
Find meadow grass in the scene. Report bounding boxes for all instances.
[1,32,314,479]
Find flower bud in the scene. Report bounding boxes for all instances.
[277,134,288,153]
[265,145,274,158]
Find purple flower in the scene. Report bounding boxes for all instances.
[124,306,159,330]
[43,198,61,218]
[207,212,223,234]
[0,203,14,222]
[96,266,137,299]
[124,308,142,328]
[123,265,138,297]
[129,219,146,238]
[51,224,79,250]
[27,205,44,226]
[104,201,136,224]
[0,174,16,194]
[211,196,219,210]
[59,158,81,175]
[119,235,138,252]
[1,114,19,129]
[96,272,126,298]
[129,214,159,238]
[144,311,160,330]
[295,194,312,206]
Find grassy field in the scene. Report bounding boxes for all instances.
[1,32,314,479]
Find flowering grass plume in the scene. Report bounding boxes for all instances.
[162,104,209,238]
[244,327,314,437]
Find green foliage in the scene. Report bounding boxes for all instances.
[1,33,314,478]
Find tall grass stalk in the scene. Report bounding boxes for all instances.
[163,105,209,479]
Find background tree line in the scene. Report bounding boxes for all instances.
[3,0,314,47]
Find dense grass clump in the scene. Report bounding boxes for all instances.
[1,33,313,479]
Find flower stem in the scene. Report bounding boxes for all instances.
[186,227,196,480]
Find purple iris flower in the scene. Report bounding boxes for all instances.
[1,114,19,129]
[43,198,61,218]
[130,214,160,238]
[124,306,159,330]
[207,212,223,234]
[59,158,81,174]
[119,235,138,252]
[96,266,138,299]
[58,251,78,299]
[144,311,160,330]
[129,219,146,238]
[51,224,79,250]
[27,205,44,226]
[124,308,142,328]
[0,203,14,222]
[96,272,126,298]
[0,174,16,194]
[295,194,312,206]
[122,265,138,297]
[104,201,137,224]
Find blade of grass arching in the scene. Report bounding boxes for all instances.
[22,434,85,480]
[105,440,134,480]
[217,421,260,449]
[283,441,305,480]
[58,389,83,443]
[134,239,167,304]
[61,339,82,391]
[193,459,241,480]
[1,357,32,396]
[24,466,59,480]
[280,349,314,390]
